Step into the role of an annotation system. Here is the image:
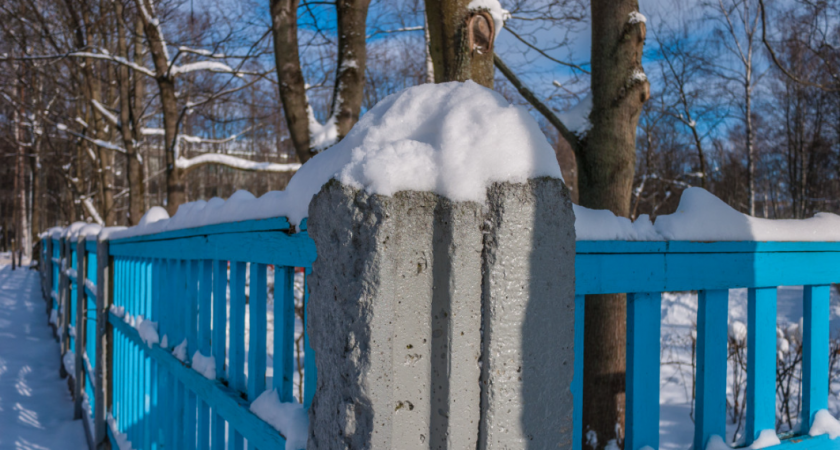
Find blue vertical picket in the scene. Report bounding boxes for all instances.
[303,269,316,409]
[572,295,584,450]
[746,287,777,445]
[248,263,267,450]
[212,260,228,449]
[625,292,661,450]
[801,285,830,433]
[198,260,213,449]
[174,260,187,450]
[229,261,247,450]
[274,267,295,402]
[694,289,728,450]
[185,260,199,449]
[151,259,161,450]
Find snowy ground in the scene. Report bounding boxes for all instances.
[659,286,840,449]
[0,262,87,450]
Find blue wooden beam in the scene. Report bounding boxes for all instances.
[626,292,661,450]
[801,285,830,433]
[746,287,778,445]
[109,312,290,449]
[694,289,728,450]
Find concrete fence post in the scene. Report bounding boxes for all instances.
[94,238,112,450]
[307,177,576,450]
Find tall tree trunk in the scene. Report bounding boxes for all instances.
[270,0,313,163]
[425,0,495,87]
[332,0,371,138]
[116,0,145,225]
[136,0,186,214]
[745,78,755,216]
[579,1,649,448]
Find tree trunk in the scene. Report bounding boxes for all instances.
[425,0,495,87]
[332,0,371,138]
[270,0,313,163]
[116,0,145,225]
[579,1,649,448]
[745,78,755,216]
[136,0,186,214]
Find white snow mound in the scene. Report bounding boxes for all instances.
[810,410,840,439]
[249,389,309,450]
[107,81,562,239]
[576,187,840,241]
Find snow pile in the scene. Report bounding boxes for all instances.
[191,351,216,379]
[308,107,338,152]
[249,389,309,450]
[85,279,96,293]
[557,94,592,137]
[49,309,58,326]
[655,188,840,241]
[573,205,660,240]
[69,325,76,338]
[75,223,103,241]
[628,11,647,24]
[810,410,840,439]
[468,0,511,41]
[135,316,160,347]
[577,187,840,241]
[705,435,732,450]
[61,222,87,239]
[63,350,76,375]
[47,226,64,239]
[748,430,781,449]
[160,334,169,349]
[728,320,747,343]
[107,414,134,450]
[172,338,188,362]
[107,81,562,238]
[110,304,125,318]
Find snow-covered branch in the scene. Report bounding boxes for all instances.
[91,99,119,126]
[175,154,301,173]
[68,52,156,77]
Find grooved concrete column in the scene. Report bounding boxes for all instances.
[307,177,575,450]
[479,178,576,449]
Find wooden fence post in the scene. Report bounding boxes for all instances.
[59,237,70,378]
[94,238,112,450]
[74,237,87,420]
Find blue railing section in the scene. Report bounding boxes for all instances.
[573,241,840,450]
[40,222,840,450]
[103,217,317,449]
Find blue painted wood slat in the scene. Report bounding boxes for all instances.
[626,292,661,450]
[274,267,295,402]
[746,287,778,445]
[694,289,728,450]
[801,285,831,433]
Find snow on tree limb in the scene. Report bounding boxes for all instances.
[169,61,235,76]
[175,153,300,173]
[68,52,156,77]
[82,198,105,226]
[91,99,119,126]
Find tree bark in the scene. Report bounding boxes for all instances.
[579,1,649,448]
[116,0,145,225]
[425,0,495,87]
[270,0,313,163]
[136,0,186,214]
[332,0,371,139]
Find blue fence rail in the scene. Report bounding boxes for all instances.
[42,218,317,450]
[40,222,840,450]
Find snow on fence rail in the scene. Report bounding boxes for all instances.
[40,217,316,450]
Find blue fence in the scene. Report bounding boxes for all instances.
[40,222,840,450]
[574,241,840,450]
[43,218,317,450]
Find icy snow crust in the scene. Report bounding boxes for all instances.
[577,187,840,241]
[107,81,563,239]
